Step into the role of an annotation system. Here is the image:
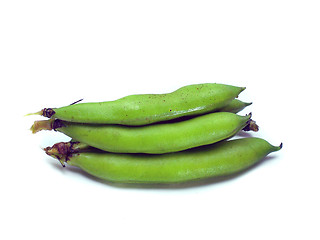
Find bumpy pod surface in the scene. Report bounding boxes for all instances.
[48,138,282,184]
[43,83,245,125]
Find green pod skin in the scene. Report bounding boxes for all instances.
[47,138,282,184]
[40,83,245,125]
[56,112,252,154]
[218,99,252,113]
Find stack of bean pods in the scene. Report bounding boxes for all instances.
[30,83,282,184]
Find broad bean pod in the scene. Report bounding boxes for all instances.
[45,138,282,184]
[33,112,257,154]
[33,83,245,125]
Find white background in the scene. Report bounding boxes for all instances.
[1,1,319,239]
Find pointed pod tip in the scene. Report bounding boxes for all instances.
[235,87,246,98]
[279,142,283,149]
[238,87,246,95]
[273,142,283,152]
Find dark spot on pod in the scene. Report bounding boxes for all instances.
[51,119,65,131]
[54,142,71,156]
[43,108,56,118]
[69,141,80,154]
[243,119,259,132]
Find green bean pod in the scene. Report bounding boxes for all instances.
[45,138,282,184]
[34,83,245,125]
[39,112,256,154]
[218,99,252,113]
